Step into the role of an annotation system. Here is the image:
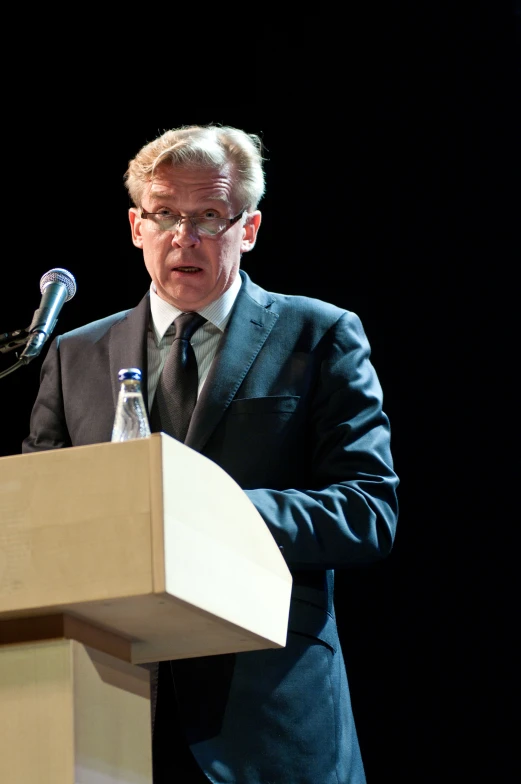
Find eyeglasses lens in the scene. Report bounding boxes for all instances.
[154,215,226,236]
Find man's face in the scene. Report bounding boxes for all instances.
[129,163,261,311]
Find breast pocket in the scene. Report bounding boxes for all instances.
[216,396,303,486]
[227,395,300,433]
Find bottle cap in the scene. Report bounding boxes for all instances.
[118,368,142,381]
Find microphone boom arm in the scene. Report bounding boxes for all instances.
[0,327,30,354]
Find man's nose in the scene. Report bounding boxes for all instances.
[171,217,200,246]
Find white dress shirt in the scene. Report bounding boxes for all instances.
[147,273,242,407]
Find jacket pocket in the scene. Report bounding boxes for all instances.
[287,598,339,654]
[228,395,300,415]
[210,395,303,486]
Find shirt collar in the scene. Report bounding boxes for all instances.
[149,272,242,342]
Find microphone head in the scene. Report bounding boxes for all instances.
[40,268,77,301]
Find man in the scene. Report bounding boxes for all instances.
[23,124,399,783]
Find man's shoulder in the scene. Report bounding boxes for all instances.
[271,289,345,319]
[56,292,149,346]
[240,271,348,326]
[59,309,132,343]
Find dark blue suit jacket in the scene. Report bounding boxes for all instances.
[23,270,399,783]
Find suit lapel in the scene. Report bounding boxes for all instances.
[109,293,151,410]
[186,274,278,453]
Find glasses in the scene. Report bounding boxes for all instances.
[140,208,246,237]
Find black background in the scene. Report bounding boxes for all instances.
[1,4,519,782]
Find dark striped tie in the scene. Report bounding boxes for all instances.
[148,311,206,734]
[150,311,207,443]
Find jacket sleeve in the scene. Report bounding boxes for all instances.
[244,311,399,569]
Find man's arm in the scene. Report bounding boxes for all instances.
[22,337,72,453]
[245,311,399,569]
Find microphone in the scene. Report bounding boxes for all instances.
[20,268,77,363]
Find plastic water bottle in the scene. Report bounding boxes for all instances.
[111,368,151,441]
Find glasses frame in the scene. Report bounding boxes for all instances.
[139,208,246,236]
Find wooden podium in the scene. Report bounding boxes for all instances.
[0,434,292,783]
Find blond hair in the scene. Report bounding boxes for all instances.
[124,124,266,210]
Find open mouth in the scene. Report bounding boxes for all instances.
[173,266,202,274]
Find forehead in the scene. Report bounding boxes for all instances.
[145,163,237,206]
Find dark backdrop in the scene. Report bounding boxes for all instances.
[1,5,519,782]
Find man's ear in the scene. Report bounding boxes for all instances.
[241,211,262,254]
[129,208,144,249]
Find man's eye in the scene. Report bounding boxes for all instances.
[202,210,219,219]
[157,210,177,218]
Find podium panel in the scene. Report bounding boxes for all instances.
[0,638,152,784]
[0,434,292,663]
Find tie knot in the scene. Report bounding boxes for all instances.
[174,312,207,342]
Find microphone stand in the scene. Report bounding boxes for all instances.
[0,326,33,378]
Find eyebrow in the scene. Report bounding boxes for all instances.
[148,190,229,205]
